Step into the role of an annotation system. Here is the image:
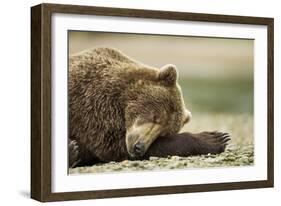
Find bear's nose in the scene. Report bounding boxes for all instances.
[133,142,145,156]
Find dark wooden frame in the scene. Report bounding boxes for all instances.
[31,3,274,202]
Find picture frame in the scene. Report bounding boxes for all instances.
[31,3,274,202]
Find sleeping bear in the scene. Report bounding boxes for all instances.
[68,47,230,168]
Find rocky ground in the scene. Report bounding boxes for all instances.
[69,113,254,174]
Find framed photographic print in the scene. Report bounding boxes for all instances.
[31,3,274,202]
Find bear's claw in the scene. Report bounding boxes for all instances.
[69,140,81,168]
[192,131,231,154]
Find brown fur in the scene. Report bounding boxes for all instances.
[69,47,190,165]
[68,47,229,168]
[145,132,230,158]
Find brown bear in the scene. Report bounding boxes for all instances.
[68,47,230,168]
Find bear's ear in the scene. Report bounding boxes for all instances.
[158,64,178,86]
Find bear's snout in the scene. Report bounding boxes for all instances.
[133,142,145,157]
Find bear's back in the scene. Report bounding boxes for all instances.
[69,47,137,75]
[69,47,158,82]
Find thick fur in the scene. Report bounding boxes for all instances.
[69,48,131,163]
[69,47,229,168]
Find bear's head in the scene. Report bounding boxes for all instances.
[125,64,191,158]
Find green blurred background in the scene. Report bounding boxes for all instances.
[69,31,253,115]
